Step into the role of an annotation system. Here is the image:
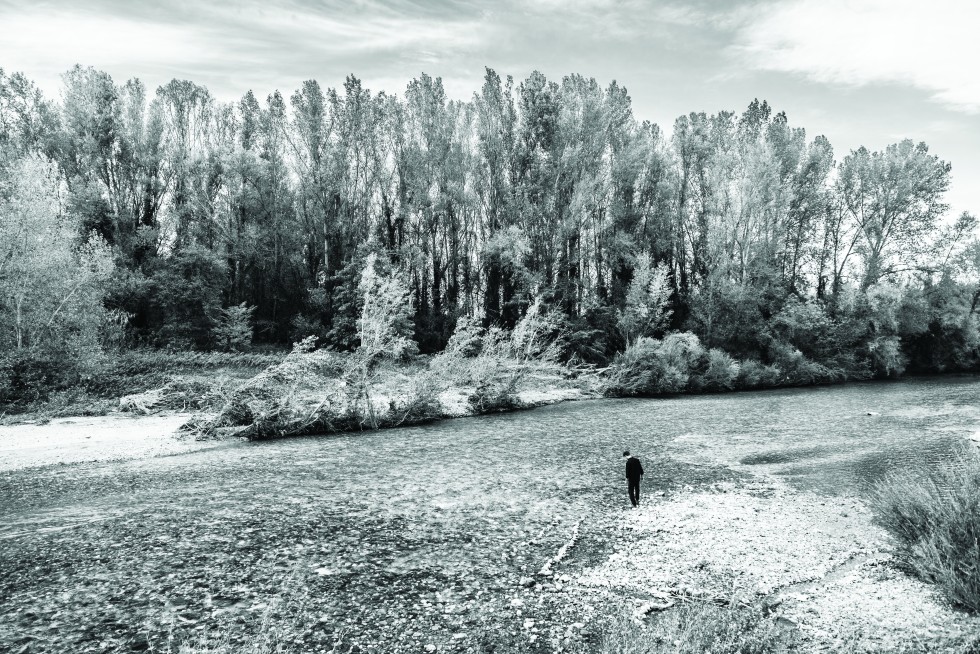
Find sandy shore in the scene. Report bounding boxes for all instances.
[0,413,224,471]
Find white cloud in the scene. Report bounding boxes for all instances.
[0,12,213,94]
[0,4,487,100]
[733,0,980,113]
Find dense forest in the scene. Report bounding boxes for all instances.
[2,65,979,399]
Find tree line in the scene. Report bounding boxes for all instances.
[1,64,979,381]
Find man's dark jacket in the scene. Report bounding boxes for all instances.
[626,456,644,480]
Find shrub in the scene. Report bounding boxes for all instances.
[443,315,485,358]
[0,349,81,408]
[870,452,980,613]
[605,332,709,397]
[356,252,417,362]
[467,373,523,413]
[767,341,844,386]
[605,336,688,396]
[289,313,329,344]
[383,370,443,426]
[735,360,783,390]
[560,303,623,366]
[511,296,565,362]
[867,334,907,377]
[212,303,255,351]
[146,245,227,349]
[697,348,740,391]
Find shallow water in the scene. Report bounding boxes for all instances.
[1,376,978,651]
[236,373,980,499]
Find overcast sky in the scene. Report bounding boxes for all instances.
[2,0,979,217]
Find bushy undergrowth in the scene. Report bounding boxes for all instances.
[870,452,980,613]
[599,601,792,654]
[186,343,445,440]
[0,347,282,415]
[434,323,529,413]
[190,307,574,439]
[605,331,852,397]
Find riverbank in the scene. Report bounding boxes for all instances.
[0,385,592,472]
[586,477,978,651]
[2,380,980,652]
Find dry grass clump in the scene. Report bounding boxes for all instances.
[598,600,792,654]
[869,450,980,613]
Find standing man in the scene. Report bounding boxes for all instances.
[624,450,644,507]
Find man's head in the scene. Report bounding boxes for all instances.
[623,450,630,458]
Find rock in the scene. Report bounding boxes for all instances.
[519,576,535,587]
[776,616,798,631]
[424,645,436,652]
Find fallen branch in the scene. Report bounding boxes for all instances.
[632,587,754,623]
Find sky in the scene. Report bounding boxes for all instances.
[2,0,979,217]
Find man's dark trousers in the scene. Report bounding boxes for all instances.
[625,455,644,507]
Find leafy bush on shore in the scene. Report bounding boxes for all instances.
[604,330,857,397]
[604,337,688,396]
[870,452,980,613]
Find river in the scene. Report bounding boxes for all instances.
[1,376,977,652]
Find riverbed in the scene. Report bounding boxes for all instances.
[1,377,979,652]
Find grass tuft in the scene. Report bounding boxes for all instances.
[869,450,980,613]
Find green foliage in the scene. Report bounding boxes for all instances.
[356,253,418,362]
[511,296,565,362]
[289,312,329,345]
[698,348,740,391]
[0,155,114,354]
[686,276,768,356]
[870,453,980,613]
[618,252,673,343]
[0,349,84,407]
[324,258,364,351]
[838,140,951,290]
[0,66,976,383]
[766,341,845,386]
[145,245,227,349]
[212,303,255,351]
[443,315,485,358]
[434,322,526,411]
[560,303,624,366]
[605,335,695,396]
[735,360,784,390]
[0,347,279,413]
[605,328,850,396]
